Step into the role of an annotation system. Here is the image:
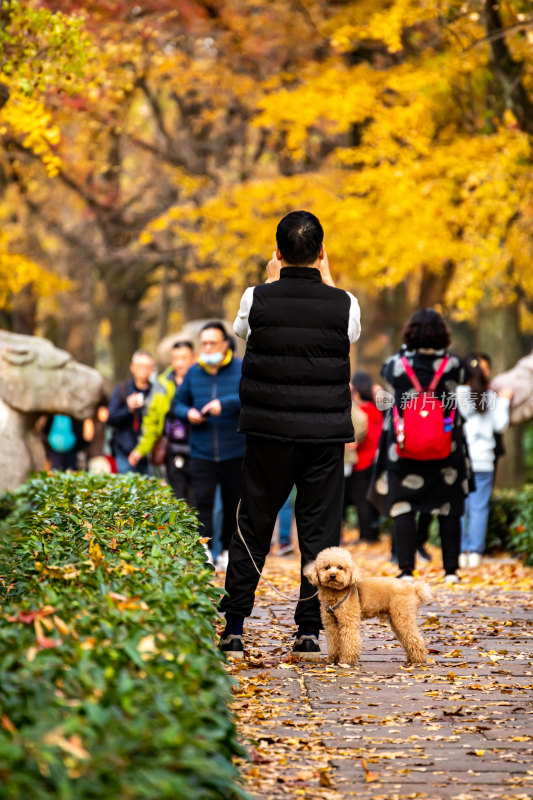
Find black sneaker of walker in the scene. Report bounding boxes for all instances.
[292,634,321,660]
[219,634,244,659]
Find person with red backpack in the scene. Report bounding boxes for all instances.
[368,309,474,583]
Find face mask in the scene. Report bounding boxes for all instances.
[202,351,224,366]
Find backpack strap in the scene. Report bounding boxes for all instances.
[400,356,423,393]
[401,355,450,393]
[428,356,450,392]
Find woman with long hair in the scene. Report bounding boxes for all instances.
[368,308,474,582]
[457,354,512,567]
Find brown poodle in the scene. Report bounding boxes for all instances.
[303,547,432,666]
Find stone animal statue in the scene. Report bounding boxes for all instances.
[0,330,104,492]
[492,350,533,425]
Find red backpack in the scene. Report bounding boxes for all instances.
[392,356,455,461]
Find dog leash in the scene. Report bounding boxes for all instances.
[235,500,318,604]
[325,587,356,616]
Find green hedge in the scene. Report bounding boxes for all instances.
[0,472,249,799]
[487,484,533,565]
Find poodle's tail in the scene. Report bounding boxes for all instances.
[414,581,432,604]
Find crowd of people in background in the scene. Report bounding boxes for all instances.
[41,310,513,582]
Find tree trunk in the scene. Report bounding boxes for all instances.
[181,278,228,321]
[354,283,411,382]
[42,252,98,366]
[105,289,144,382]
[380,282,410,353]
[478,299,525,487]
[483,0,533,134]
[157,264,171,342]
[0,285,38,334]
[65,260,98,366]
[418,261,455,309]
[0,81,9,110]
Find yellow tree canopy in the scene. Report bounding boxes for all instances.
[0,1,86,304]
[145,0,533,324]
[3,0,533,362]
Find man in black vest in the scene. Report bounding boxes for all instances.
[219,210,361,660]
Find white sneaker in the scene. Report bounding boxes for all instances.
[458,552,469,569]
[444,573,460,584]
[216,549,229,571]
[468,552,482,567]
[202,542,214,566]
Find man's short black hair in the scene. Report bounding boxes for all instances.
[172,340,194,351]
[199,321,229,340]
[276,210,324,266]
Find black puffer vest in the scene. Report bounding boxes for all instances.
[238,266,354,443]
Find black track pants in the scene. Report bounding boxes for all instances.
[220,435,345,630]
[395,512,460,574]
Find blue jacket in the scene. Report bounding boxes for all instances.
[174,357,245,461]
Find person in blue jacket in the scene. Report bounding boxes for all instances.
[174,321,245,567]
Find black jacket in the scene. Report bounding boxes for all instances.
[107,379,152,457]
[235,266,360,443]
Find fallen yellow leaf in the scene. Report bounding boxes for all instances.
[361,757,380,783]
[319,769,332,787]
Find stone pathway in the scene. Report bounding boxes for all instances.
[219,538,533,800]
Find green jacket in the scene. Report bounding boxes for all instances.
[135,367,176,457]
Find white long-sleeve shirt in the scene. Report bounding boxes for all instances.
[233,285,361,343]
[457,386,510,472]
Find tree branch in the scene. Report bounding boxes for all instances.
[483,0,533,134]
[136,75,173,147]
[464,16,533,52]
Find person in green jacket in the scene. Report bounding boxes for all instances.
[129,341,195,498]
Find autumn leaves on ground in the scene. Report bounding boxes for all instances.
[217,536,533,800]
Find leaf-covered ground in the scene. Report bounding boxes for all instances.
[216,535,533,800]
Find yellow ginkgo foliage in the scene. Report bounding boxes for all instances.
[0,231,67,306]
[145,0,533,329]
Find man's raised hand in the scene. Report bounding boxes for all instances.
[319,246,335,287]
[266,251,282,283]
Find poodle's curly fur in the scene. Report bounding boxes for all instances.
[303,547,432,666]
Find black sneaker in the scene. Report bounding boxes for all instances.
[219,634,244,660]
[417,546,431,563]
[397,570,414,582]
[292,634,321,661]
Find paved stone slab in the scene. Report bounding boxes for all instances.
[223,546,533,799]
